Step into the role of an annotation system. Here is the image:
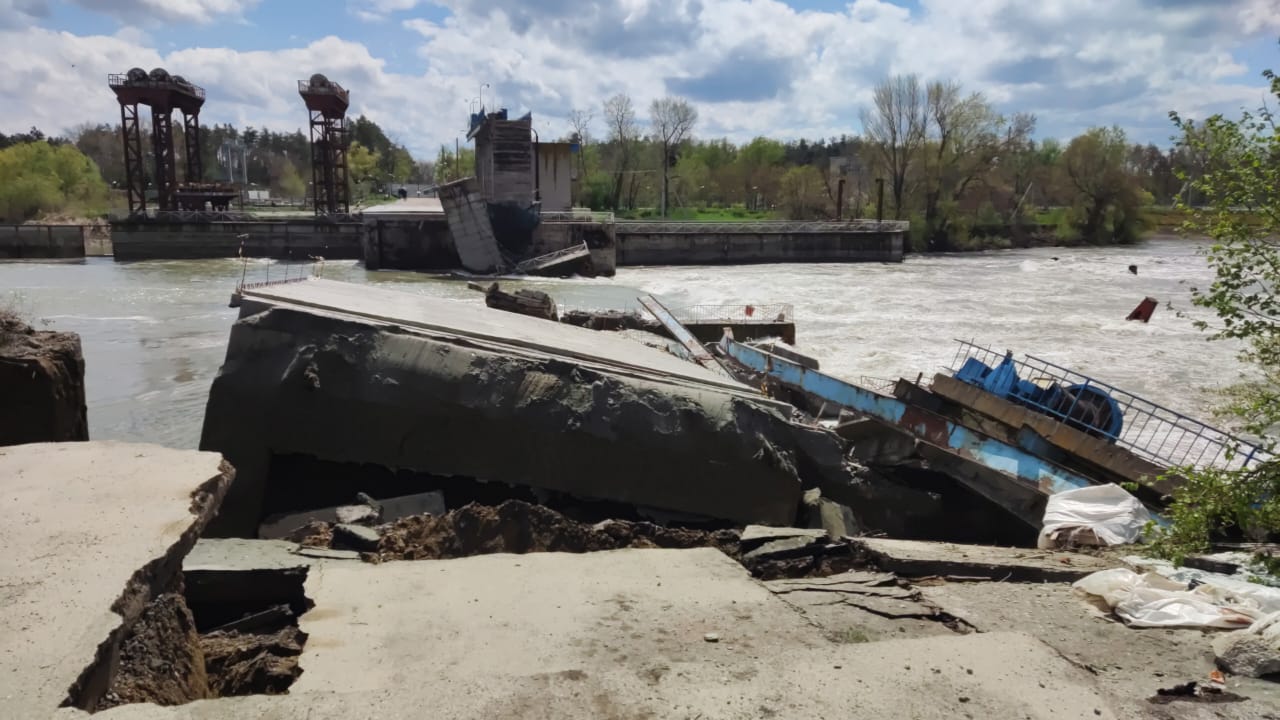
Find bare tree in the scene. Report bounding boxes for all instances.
[860,74,926,219]
[603,94,638,210]
[568,108,594,206]
[650,96,698,217]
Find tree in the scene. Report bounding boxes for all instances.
[603,94,639,210]
[920,80,1033,248]
[0,141,108,221]
[275,158,306,200]
[649,96,698,217]
[1145,58,1280,562]
[568,108,594,205]
[1062,126,1147,243]
[861,74,927,219]
[778,165,826,220]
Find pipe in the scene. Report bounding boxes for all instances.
[530,127,541,203]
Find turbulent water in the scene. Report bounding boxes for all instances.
[0,236,1245,449]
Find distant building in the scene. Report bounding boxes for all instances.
[535,142,575,212]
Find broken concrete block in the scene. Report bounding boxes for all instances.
[335,504,380,525]
[1213,621,1280,678]
[0,315,88,446]
[333,523,381,552]
[742,534,827,562]
[803,490,860,538]
[741,525,829,547]
[379,490,447,522]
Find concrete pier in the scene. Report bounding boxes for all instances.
[0,224,87,259]
[616,220,906,265]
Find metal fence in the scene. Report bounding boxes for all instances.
[948,340,1268,471]
[616,219,909,234]
[674,304,794,324]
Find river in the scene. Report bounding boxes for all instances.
[0,236,1245,450]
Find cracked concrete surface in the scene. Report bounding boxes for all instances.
[0,442,231,718]
[74,548,1124,720]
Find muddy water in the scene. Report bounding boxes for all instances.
[0,236,1244,449]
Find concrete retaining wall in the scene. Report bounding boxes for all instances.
[363,217,457,271]
[616,229,904,265]
[110,220,364,261]
[0,225,86,259]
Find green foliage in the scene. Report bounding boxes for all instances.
[778,165,826,220]
[0,141,108,221]
[1146,461,1280,563]
[1145,55,1280,564]
[275,159,306,199]
[1062,126,1147,244]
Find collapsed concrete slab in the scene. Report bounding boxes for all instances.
[200,279,823,536]
[0,442,231,717]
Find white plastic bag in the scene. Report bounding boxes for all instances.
[1038,484,1152,549]
[1073,568,1261,628]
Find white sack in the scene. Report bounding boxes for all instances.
[1039,484,1153,549]
[1073,567,1261,629]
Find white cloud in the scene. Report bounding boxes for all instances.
[0,1,1275,156]
[68,0,260,24]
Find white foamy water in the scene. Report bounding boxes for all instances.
[0,236,1246,449]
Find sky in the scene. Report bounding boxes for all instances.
[0,0,1277,159]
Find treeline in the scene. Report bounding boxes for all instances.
[568,75,1197,249]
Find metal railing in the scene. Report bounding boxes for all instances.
[513,242,591,273]
[540,210,616,224]
[616,219,909,234]
[674,304,794,324]
[108,74,206,99]
[948,340,1269,471]
[859,376,899,395]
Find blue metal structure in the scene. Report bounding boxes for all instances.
[949,341,1266,471]
[719,337,1100,525]
[954,351,1124,440]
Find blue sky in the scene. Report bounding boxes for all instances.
[1,0,1276,157]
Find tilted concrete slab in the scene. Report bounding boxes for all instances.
[82,549,1120,719]
[856,537,1116,582]
[204,281,814,535]
[239,278,754,395]
[0,442,231,717]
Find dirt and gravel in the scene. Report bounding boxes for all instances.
[99,593,210,709]
[372,500,742,561]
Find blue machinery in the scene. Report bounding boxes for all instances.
[719,337,1100,525]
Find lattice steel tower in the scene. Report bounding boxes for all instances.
[298,74,351,216]
[108,68,206,215]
